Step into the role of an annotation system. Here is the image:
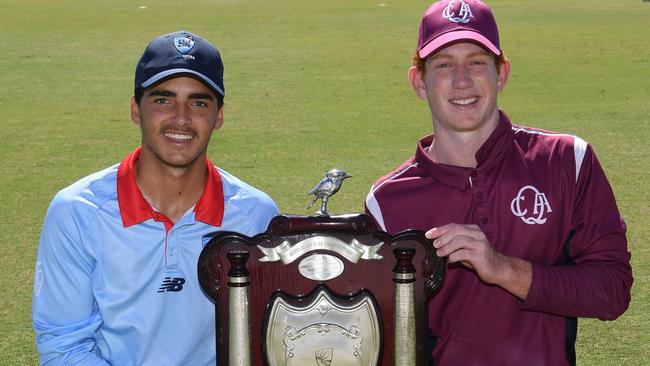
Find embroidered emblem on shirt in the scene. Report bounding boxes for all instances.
[33,261,44,297]
[510,185,552,225]
[442,0,474,24]
[158,277,186,293]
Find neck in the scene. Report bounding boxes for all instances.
[428,110,500,168]
[134,150,208,223]
[427,133,482,167]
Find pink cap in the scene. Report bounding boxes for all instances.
[418,0,501,58]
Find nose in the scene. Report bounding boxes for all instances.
[452,64,473,89]
[174,103,191,125]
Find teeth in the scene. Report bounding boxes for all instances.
[451,97,478,106]
[165,132,193,140]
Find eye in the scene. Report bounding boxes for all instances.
[153,98,169,105]
[192,100,209,107]
[470,59,488,66]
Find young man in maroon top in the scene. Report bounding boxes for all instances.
[365,1,632,364]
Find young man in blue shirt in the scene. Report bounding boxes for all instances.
[32,31,278,365]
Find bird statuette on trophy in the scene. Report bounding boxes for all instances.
[307,169,352,216]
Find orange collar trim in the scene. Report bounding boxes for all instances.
[117,147,224,228]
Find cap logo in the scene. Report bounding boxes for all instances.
[174,35,195,54]
[442,0,474,24]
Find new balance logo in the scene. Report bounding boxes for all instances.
[158,277,185,293]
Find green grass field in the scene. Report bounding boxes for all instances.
[1,0,648,364]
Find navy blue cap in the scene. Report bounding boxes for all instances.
[135,31,225,97]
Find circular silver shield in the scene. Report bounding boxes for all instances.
[298,254,344,281]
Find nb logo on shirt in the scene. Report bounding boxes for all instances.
[158,277,185,293]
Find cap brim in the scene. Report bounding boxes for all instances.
[419,30,500,59]
[140,68,225,97]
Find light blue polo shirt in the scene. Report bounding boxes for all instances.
[32,148,278,365]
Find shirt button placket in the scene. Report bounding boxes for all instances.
[168,230,178,268]
[472,171,490,231]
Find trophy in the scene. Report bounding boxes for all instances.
[198,169,445,365]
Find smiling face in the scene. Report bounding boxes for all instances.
[131,76,223,170]
[409,42,509,137]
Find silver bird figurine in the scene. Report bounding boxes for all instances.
[307,169,352,216]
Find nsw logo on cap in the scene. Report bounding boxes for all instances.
[442,0,474,24]
[174,35,195,54]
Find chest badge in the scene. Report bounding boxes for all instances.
[510,185,552,225]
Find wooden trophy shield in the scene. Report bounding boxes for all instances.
[197,213,444,366]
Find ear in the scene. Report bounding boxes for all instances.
[497,58,511,93]
[408,66,428,100]
[214,105,224,131]
[130,96,142,126]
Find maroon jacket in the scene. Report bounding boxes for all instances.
[365,112,632,365]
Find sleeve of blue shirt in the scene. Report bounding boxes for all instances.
[32,191,110,366]
[243,192,279,235]
[218,167,280,237]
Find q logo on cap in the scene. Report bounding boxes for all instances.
[442,0,474,24]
